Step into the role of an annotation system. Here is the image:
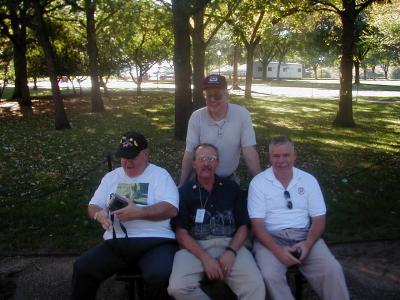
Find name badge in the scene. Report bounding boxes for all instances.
[195,209,206,223]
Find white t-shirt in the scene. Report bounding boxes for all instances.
[185,103,256,177]
[248,167,326,232]
[89,164,179,240]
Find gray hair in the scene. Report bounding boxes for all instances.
[268,136,295,152]
[193,143,219,160]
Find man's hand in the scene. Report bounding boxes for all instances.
[218,250,236,277]
[201,255,224,280]
[272,245,301,266]
[95,209,112,230]
[112,201,142,222]
[292,241,312,261]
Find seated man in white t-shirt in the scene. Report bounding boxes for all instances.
[248,136,349,300]
[71,131,179,300]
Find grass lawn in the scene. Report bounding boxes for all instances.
[0,87,399,254]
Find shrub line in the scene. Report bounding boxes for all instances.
[1,155,395,205]
[1,155,111,204]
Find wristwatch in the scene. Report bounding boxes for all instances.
[226,246,237,256]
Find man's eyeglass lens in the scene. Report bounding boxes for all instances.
[198,156,217,162]
[284,190,293,209]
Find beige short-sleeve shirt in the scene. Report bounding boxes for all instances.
[185,103,257,177]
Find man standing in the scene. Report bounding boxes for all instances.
[248,136,349,300]
[179,74,260,185]
[71,131,179,300]
[168,143,265,300]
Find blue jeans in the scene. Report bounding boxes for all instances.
[71,237,177,300]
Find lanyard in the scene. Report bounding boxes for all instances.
[198,186,210,209]
[110,213,128,239]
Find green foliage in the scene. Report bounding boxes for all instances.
[295,13,340,72]
[110,0,173,82]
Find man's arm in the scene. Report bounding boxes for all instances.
[88,204,112,230]
[179,151,194,186]
[242,145,261,177]
[251,218,300,266]
[114,201,178,222]
[218,225,248,276]
[176,227,224,280]
[294,215,326,260]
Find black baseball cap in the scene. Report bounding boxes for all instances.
[115,131,148,159]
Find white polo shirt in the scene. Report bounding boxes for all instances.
[185,103,256,177]
[248,167,326,232]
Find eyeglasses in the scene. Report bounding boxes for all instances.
[284,190,293,209]
[205,93,225,101]
[197,155,218,163]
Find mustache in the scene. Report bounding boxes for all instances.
[201,166,213,171]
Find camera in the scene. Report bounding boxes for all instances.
[291,247,302,259]
[108,193,129,211]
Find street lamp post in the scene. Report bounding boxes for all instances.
[217,50,221,75]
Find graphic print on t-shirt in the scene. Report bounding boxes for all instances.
[190,209,236,240]
[116,183,149,205]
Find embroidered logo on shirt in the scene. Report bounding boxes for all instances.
[298,187,305,195]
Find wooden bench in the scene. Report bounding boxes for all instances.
[115,265,305,300]
[115,267,144,300]
[108,156,305,299]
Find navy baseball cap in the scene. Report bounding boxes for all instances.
[203,74,227,90]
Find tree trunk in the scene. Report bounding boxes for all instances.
[33,76,38,90]
[1,60,10,98]
[69,77,77,95]
[12,42,31,106]
[30,0,70,130]
[354,60,360,84]
[172,0,192,140]
[276,60,281,80]
[362,66,367,80]
[244,43,257,99]
[381,65,389,79]
[333,8,356,127]
[192,8,206,110]
[372,66,375,80]
[9,0,31,106]
[232,45,240,90]
[262,61,268,80]
[99,76,109,97]
[85,0,105,112]
[313,65,318,79]
[136,76,143,95]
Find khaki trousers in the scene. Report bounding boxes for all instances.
[168,237,265,300]
[253,232,349,300]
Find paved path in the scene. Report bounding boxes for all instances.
[17,79,400,102]
[1,240,399,300]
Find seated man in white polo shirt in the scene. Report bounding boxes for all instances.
[248,136,349,300]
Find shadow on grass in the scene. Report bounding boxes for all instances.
[0,91,399,253]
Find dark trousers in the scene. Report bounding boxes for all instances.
[71,237,177,300]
